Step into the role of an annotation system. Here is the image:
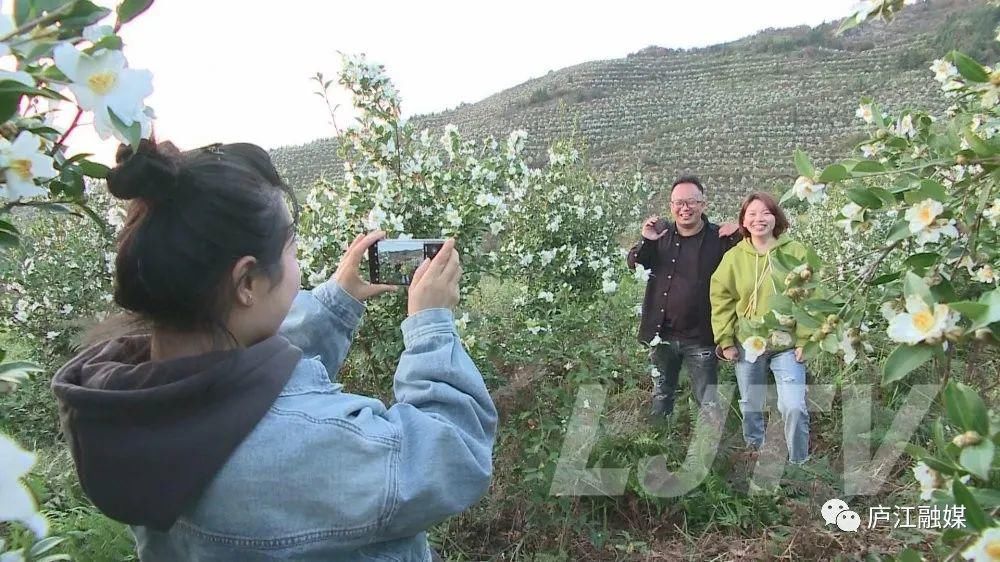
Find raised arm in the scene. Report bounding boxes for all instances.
[279,280,363,380]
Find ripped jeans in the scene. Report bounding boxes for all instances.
[734,348,810,463]
[648,341,718,417]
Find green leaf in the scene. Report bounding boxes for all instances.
[950,301,989,325]
[0,360,42,385]
[887,219,910,244]
[952,479,990,531]
[792,307,821,330]
[902,271,933,304]
[944,381,989,435]
[28,536,65,557]
[793,149,814,178]
[87,34,124,53]
[779,187,796,205]
[963,128,995,157]
[116,0,154,25]
[917,179,948,203]
[802,299,841,314]
[967,287,1000,330]
[897,549,923,562]
[882,344,934,385]
[818,163,849,183]
[949,50,989,83]
[871,272,901,286]
[59,0,112,30]
[870,186,896,207]
[78,160,110,179]
[846,187,884,209]
[109,108,141,147]
[14,0,32,26]
[959,440,994,481]
[851,160,885,174]
[903,252,939,270]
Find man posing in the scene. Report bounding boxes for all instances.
[627,175,740,419]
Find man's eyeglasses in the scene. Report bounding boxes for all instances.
[670,199,704,208]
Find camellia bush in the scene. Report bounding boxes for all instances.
[0,0,155,557]
[763,1,1000,559]
[298,54,653,388]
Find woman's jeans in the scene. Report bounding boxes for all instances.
[735,348,809,463]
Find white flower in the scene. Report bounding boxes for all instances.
[634,303,643,317]
[648,334,663,347]
[962,526,1000,562]
[905,199,944,233]
[0,132,57,201]
[60,304,73,315]
[0,434,48,537]
[913,461,941,500]
[914,218,959,247]
[880,300,902,322]
[984,198,1000,227]
[633,264,651,283]
[650,365,661,379]
[602,279,617,293]
[841,202,864,221]
[489,221,503,235]
[363,206,386,230]
[444,205,462,228]
[974,264,998,284]
[45,331,60,340]
[742,336,767,363]
[855,103,874,124]
[537,290,554,303]
[53,44,153,143]
[455,312,470,331]
[792,176,827,204]
[388,213,405,232]
[519,253,534,267]
[930,59,959,83]
[887,296,959,345]
[896,114,917,139]
[539,249,557,266]
[546,214,562,232]
[860,144,879,158]
[839,335,857,365]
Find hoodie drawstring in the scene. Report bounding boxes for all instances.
[743,250,775,317]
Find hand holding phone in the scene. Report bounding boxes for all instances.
[368,239,446,286]
[333,231,399,301]
[407,238,460,316]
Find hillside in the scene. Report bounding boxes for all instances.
[270,0,997,204]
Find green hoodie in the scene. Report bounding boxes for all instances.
[710,235,810,351]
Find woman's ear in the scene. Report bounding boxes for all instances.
[231,256,259,307]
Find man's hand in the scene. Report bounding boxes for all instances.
[721,346,739,361]
[794,347,805,363]
[332,231,399,301]
[719,222,740,237]
[641,215,667,240]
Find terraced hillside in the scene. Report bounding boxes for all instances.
[271,0,994,204]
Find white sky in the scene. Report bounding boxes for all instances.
[69,0,857,162]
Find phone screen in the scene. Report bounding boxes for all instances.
[368,239,445,285]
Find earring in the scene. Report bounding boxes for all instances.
[247,295,254,306]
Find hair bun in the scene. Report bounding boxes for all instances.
[106,139,182,201]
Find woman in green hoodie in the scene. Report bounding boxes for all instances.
[710,191,811,464]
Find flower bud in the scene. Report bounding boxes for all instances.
[799,269,812,281]
[0,122,17,140]
[945,327,964,343]
[990,70,1000,86]
[952,430,982,448]
[956,154,968,165]
[826,314,840,325]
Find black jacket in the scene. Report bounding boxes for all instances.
[626,217,739,345]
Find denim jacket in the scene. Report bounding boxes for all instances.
[131,280,498,561]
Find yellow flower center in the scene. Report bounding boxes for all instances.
[985,540,1000,559]
[912,309,935,334]
[9,158,32,180]
[87,71,117,95]
[917,206,934,226]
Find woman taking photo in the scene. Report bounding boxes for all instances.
[710,191,811,464]
[51,139,496,561]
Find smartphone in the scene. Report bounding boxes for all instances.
[367,239,446,286]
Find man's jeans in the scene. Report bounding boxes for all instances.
[734,348,809,463]
[649,341,718,417]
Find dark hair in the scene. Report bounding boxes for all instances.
[737,191,789,239]
[671,175,705,194]
[106,139,299,336]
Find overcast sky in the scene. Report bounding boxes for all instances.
[71,0,858,162]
